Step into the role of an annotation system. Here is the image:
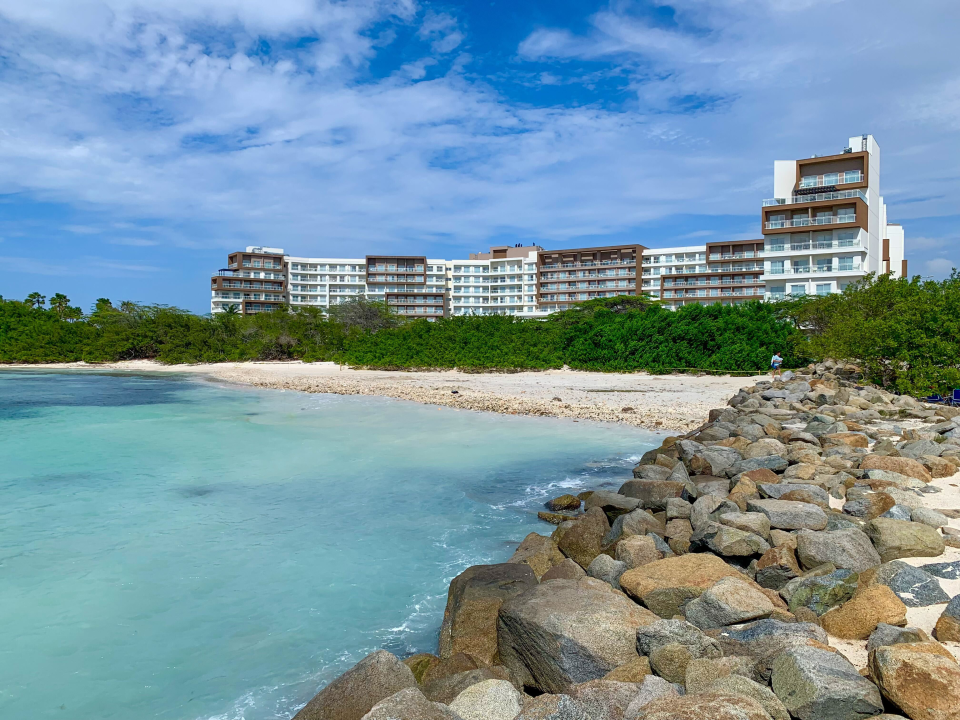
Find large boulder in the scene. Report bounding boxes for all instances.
[755,546,801,590]
[619,480,687,511]
[448,679,523,720]
[439,563,538,665]
[556,508,611,569]
[747,500,828,531]
[510,533,566,580]
[690,447,743,477]
[858,561,950,607]
[770,646,883,720]
[585,491,642,523]
[867,623,930,652]
[616,535,663,569]
[711,620,829,681]
[693,523,771,557]
[619,554,748,618]
[706,676,790,720]
[623,676,679,717]
[630,691,773,720]
[567,679,645,720]
[637,619,723,659]
[421,667,513,704]
[497,577,659,693]
[727,456,790,478]
[684,576,775,630]
[868,642,960,720]
[360,688,462,720]
[795,528,881,572]
[785,569,859,616]
[865,518,946,563]
[294,650,417,720]
[542,558,587,582]
[860,455,932,483]
[587,554,628,589]
[934,594,960,642]
[819,584,908,640]
[514,694,590,720]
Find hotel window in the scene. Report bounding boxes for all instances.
[816,259,833,272]
[789,284,806,296]
[838,256,855,271]
[769,261,785,274]
[816,284,831,296]
[838,231,857,247]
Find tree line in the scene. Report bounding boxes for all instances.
[2,272,958,395]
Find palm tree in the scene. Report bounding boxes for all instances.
[223,304,240,316]
[49,293,71,319]
[26,292,46,309]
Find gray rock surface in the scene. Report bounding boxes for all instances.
[747,499,828,531]
[449,679,522,720]
[707,675,790,720]
[636,619,722,660]
[866,560,949,607]
[684,576,775,629]
[770,646,883,720]
[865,517,946,563]
[865,623,928,652]
[911,507,950,528]
[515,695,590,720]
[587,554,628,590]
[711,620,828,680]
[361,688,463,720]
[567,679,643,720]
[727,456,790,477]
[294,650,417,720]
[758,483,830,507]
[795,528,881,572]
[422,668,514,704]
[622,676,679,719]
[920,559,960,580]
[497,578,658,693]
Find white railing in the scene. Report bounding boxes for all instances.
[766,266,859,276]
[708,251,762,260]
[798,171,862,189]
[765,240,860,252]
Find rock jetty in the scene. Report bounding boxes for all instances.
[293,361,960,720]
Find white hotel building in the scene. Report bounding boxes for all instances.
[210,134,906,316]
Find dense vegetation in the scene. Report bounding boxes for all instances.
[2,271,959,395]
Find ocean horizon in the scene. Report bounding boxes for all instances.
[0,370,659,720]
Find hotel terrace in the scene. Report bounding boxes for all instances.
[210,135,906,316]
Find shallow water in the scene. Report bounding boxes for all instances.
[0,371,659,720]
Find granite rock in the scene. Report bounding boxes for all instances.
[360,688,463,720]
[795,528,881,572]
[865,518,946,563]
[747,500,828,531]
[868,642,960,720]
[449,679,523,720]
[684,576,776,629]
[770,646,883,720]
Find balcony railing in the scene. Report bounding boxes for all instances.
[762,189,868,207]
[765,240,861,253]
[765,215,857,230]
[540,260,636,269]
[708,251,762,260]
[798,171,863,189]
[766,266,860,276]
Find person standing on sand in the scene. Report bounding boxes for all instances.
[770,352,783,379]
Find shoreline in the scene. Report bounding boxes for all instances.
[0,360,767,433]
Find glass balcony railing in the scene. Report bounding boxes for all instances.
[798,171,862,189]
[765,239,860,253]
[765,215,856,229]
[707,251,762,260]
[766,266,859,276]
[762,189,867,207]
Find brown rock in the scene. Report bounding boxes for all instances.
[421,666,513,704]
[823,432,869,448]
[556,507,610,569]
[541,558,587,582]
[860,455,932,483]
[509,533,565,579]
[604,655,652,683]
[779,488,830,509]
[741,468,781,485]
[546,494,581,511]
[868,642,960,720]
[403,653,440,684]
[922,456,956,479]
[538,511,573,525]
[293,650,416,720]
[439,564,538,665]
[421,652,481,686]
[756,545,802,590]
[820,585,908,640]
[619,553,753,618]
[616,535,663,569]
[664,518,693,539]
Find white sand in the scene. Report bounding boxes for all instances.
[2,360,766,432]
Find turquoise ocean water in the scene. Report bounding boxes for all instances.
[0,371,658,720]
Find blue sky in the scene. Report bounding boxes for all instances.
[1,0,959,313]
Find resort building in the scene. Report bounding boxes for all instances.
[209,134,907,316]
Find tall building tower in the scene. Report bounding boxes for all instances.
[760,134,906,299]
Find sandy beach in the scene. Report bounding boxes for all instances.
[2,360,766,432]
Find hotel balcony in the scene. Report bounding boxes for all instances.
[797,170,863,189]
[765,215,856,230]
[707,251,762,260]
[764,240,865,255]
[764,266,862,277]
[539,259,636,270]
[762,189,868,207]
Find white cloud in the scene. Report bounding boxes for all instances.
[922,257,956,279]
[0,0,957,267]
